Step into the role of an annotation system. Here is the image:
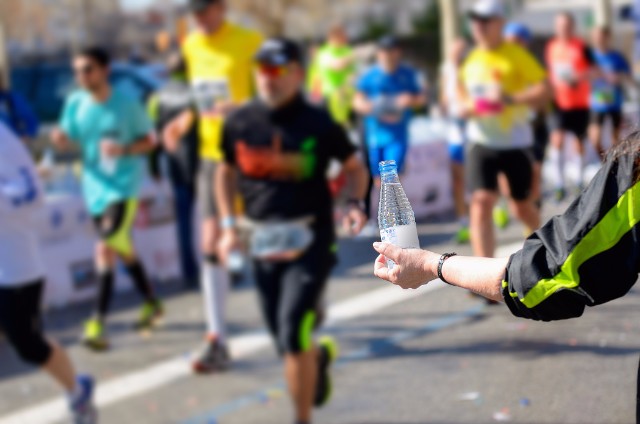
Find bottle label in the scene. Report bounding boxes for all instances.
[380,223,420,269]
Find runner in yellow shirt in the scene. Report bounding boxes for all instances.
[164,0,262,374]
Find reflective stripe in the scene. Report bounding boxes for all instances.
[299,310,316,352]
[518,180,640,309]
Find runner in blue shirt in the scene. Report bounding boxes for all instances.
[353,36,426,188]
[588,26,632,157]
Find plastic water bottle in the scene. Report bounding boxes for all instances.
[378,160,420,268]
[100,131,119,175]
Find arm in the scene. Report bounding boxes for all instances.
[353,91,373,116]
[162,109,195,153]
[374,150,640,321]
[508,79,552,110]
[215,161,239,264]
[372,243,507,302]
[341,153,368,235]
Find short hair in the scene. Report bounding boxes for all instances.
[75,46,111,68]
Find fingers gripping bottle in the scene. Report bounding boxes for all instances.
[378,160,420,269]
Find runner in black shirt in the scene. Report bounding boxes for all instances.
[216,38,368,424]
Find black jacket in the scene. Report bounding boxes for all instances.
[503,150,640,321]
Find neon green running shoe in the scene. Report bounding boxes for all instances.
[493,206,510,229]
[314,336,339,408]
[455,226,470,244]
[135,300,164,330]
[82,319,109,351]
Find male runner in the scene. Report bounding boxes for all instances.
[588,25,632,157]
[51,47,162,351]
[172,0,263,372]
[353,35,426,188]
[546,12,596,200]
[216,38,368,424]
[460,0,549,261]
[0,121,96,423]
[312,24,356,126]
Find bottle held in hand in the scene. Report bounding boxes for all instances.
[378,160,420,269]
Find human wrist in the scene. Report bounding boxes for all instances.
[220,215,237,231]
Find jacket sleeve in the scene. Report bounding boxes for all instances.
[503,154,640,321]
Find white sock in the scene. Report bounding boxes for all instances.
[201,261,229,342]
[548,147,565,190]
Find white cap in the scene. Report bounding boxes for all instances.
[468,0,506,19]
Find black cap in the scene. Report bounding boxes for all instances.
[255,38,304,66]
[377,35,400,50]
[188,0,219,12]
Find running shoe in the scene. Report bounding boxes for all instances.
[82,319,109,351]
[554,188,567,203]
[493,206,510,229]
[454,226,470,244]
[134,300,164,330]
[69,374,97,424]
[192,337,230,374]
[314,336,339,408]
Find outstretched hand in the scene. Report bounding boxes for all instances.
[373,242,438,290]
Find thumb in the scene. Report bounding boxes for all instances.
[373,242,402,262]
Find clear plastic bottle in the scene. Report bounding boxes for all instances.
[378,160,420,268]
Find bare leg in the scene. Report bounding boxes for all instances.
[510,198,541,236]
[451,163,467,220]
[285,348,318,424]
[589,123,604,159]
[531,161,542,207]
[42,339,76,393]
[470,190,498,258]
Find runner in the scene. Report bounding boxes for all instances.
[0,121,96,424]
[440,38,470,243]
[460,0,548,262]
[588,25,632,157]
[168,0,263,373]
[148,54,200,288]
[312,24,356,126]
[216,38,368,424]
[353,35,427,189]
[51,47,162,351]
[505,21,549,210]
[546,12,596,201]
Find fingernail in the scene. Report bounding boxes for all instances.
[373,242,381,247]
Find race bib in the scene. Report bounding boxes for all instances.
[192,78,230,116]
[593,80,616,106]
[250,220,314,262]
[553,62,575,83]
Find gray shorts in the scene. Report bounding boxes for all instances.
[197,160,218,219]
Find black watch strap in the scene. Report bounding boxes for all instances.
[347,198,365,210]
[437,252,458,285]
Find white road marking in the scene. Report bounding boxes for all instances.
[0,241,524,424]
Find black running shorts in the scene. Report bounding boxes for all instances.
[253,236,336,355]
[549,107,590,141]
[466,144,534,201]
[0,280,52,365]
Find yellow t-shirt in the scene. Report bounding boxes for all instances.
[182,22,263,160]
[461,42,546,148]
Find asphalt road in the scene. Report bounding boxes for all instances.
[0,202,638,424]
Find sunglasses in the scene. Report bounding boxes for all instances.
[73,65,95,76]
[471,16,495,25]
[257,63,289,78]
